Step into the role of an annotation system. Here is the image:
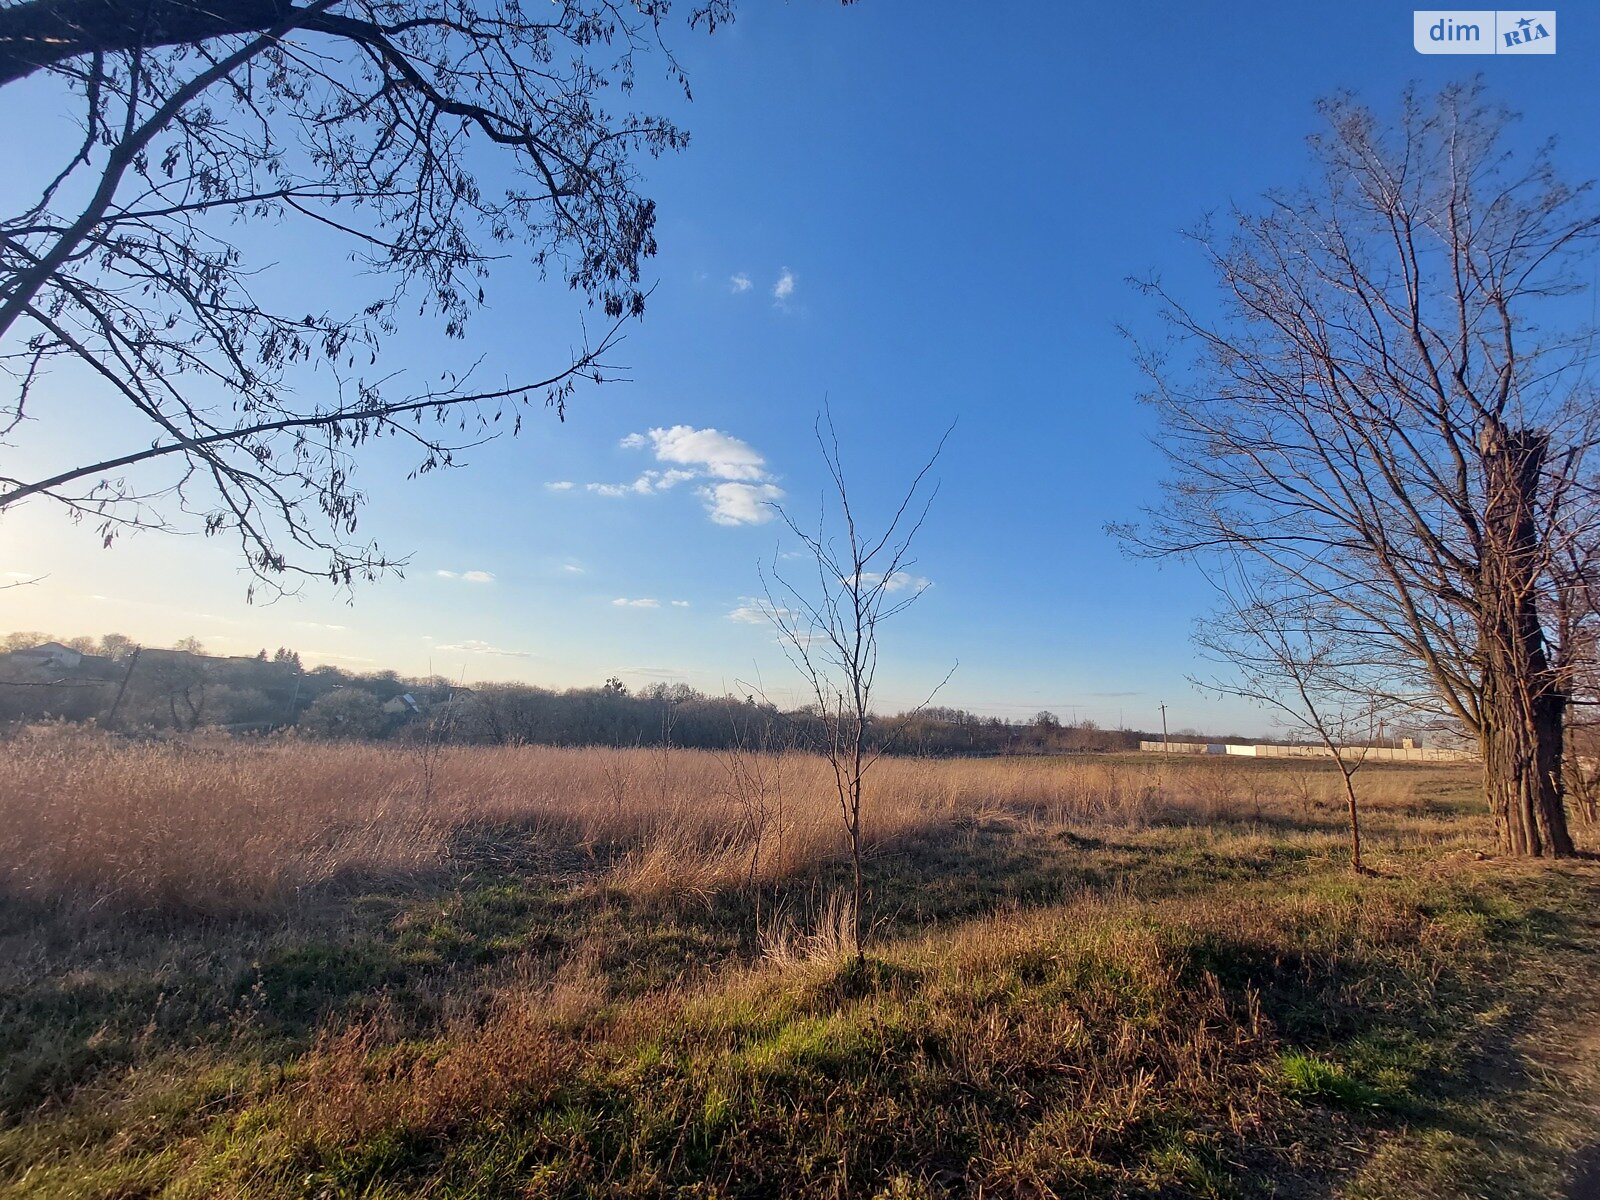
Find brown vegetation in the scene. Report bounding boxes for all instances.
[0,727,1483,917]
[2,731,1597,1198]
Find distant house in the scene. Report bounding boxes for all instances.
[0,643,118,692]
[382,693,425,716]
[381,687,473,719]
[5,641,83,671]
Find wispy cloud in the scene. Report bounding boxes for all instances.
[437,569,495,583]
[295,621,347,632]
[577,425,785,526]
[611,597,660,609]
[436,639,531,658]
[728,598,797,625]
[729,273,752,293]
[701,481,783,526]
[671,600,691,608]
[861,570,931,594]
[85,594,241,625]
[772,268,796,305]
[587,467,700,497]
[544,480,575,492]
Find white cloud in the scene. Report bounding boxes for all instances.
[437,569,495,583]
[671,600,691,608]
[437,639,531,658]
[544,480,575,492]
[295,621,347,632]
[729,273,752,293]
[700,481,783,526]
[580,425,784,527]
[728,599,797,625]
[435,569,457,578]
[862,570,931,593]
[588,468,697,496]
[611,597,661,609]
[773,268,796,303]
[561,563,585,575]
[629,425,769,482]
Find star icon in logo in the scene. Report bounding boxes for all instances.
[1517,16,1534,29]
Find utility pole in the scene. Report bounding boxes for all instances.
[284,669,302,728]
[104,646,140,729]
[1159,702,1169,759]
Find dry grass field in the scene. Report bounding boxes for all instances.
[2,728,1598,1198]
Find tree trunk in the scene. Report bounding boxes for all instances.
[1569,740,1599,827]
[1479,695,1572,857]
[849,825,864,965]
[1476,423,1576,857]
[1337,767,1364,873]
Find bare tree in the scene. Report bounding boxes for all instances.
[139,642,212,730]
[1195,565,1409,872]
[714,701,789,925]
[1556,536,1600,827]
[0,0,753,591]
[1122,83,1600,857]
[762,410,951,964]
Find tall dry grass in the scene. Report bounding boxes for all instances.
[0,725,1485,916]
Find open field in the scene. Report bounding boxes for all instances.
[2,730,1598,1198]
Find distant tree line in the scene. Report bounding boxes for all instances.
[0,633,1162,755]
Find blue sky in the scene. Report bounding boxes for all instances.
[4,3,1598,733]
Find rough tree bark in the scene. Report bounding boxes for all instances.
[1476,424,1574,856]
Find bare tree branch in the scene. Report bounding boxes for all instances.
[0,0,752,590]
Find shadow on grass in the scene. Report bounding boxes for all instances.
[6,809,1581,1193]
[1239,867,1600,1199]
[0,811,1252,1119]
[0,819,616,1118]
